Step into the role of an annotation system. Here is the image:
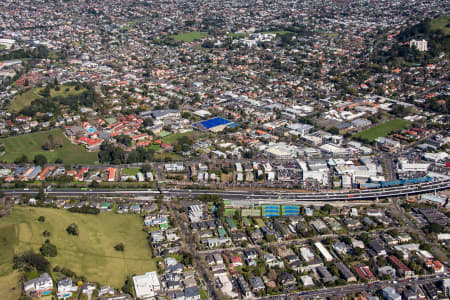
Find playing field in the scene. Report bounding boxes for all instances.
[261,30,291,35]
[0,129,98,164]
[0,271,21,300]
[161,130,199,144]
[170,32,208,42]
[0,207,156,288]
[9,85,87,112]
[353,118,410,143]
[430,15,450,36]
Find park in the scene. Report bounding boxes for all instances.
[0,206,156,291]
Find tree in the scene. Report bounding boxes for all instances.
[115,135,132,146]
[114,243,125,252]
[321,204,333,214]
[141,164,152,173]
[89,180,99,188]
[427,222,444,234]
[13,251,50,273]
[181,252,193,266]
[122,275,135,296]
[38,216,45,222]
[42,134,59,151]
[66,223,79,235]
[40,240,57,257]
[14,154,29,164]
[42,230,51,237]
[34,154,47,167]
[327,126,339,135]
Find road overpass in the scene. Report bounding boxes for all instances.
[3,179,450,204]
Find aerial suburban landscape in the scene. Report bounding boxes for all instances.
[0,0,449,299]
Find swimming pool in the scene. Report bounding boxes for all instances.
[87,127,95,133]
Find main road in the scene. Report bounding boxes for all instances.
[3,179,450,204]
[259,274,450,299]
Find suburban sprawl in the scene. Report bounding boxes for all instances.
[0,0,450,299]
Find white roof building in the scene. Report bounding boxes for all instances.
[422,152,448,162]
[133,271,161,300]
[314,242,334,262]
[398,159,430,173]
[299,247,315,262]
[300,275,314,287]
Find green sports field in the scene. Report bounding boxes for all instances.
[0,129,98,164]
[353,118,410,143]
[170,32,208,42]
[0,207,156,288]
[8,85,87,112]
[161,130,200,144]
[430,15,450,36]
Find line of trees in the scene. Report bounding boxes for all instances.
[98,143,156,164]
[68,206,100,215]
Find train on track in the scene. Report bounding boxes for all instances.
[357,176,432,189]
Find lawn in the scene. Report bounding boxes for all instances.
[199,288,208,299]
[0,271,21,300]
[150,144,162,152]
[0,224,17,276]
[228,32,248,38]
[170,32,208,42]
[9,85,87,112]
[0,129,98,164]
[254,218,266,228]
[0,207,156,288]
[430,15,450,36]
[261,30,291,35]
[121,167,140,176]
[352,118,411,143]
[162,130,207,145]
[161,130,197,144]
[8,88,42,112]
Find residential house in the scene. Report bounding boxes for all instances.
[24,273,53,297]
[248,277,265,292]
[57,278,78,299]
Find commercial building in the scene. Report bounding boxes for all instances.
[398,159,430,173]
[133,271,161,299]
[381,286,401,300]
